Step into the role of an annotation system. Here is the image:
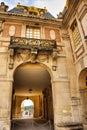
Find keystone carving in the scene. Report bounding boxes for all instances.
[30,49,38,63]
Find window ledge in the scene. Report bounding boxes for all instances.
[74,42,83,53]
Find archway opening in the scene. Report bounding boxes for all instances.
[11,63,54,130]
[79,68,87,89]
[79,68,87,122]
[21,99,34,118]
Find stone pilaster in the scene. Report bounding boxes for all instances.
[0,79,13,130]
[51,79,72,130]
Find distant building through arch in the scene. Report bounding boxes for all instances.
[21,99,34,118]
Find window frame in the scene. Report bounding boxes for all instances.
[70,20,82,49]
[26,26,41,39]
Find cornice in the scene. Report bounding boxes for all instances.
[62,0,80,28]
[0,12,62,27]
[78,4,87,21]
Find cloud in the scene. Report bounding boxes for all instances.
[33,0,66,17]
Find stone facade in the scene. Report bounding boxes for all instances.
[0,0,87,130]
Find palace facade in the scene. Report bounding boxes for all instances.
[0,0,87,130]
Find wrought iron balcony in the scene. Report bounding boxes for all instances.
[9,36,57,51]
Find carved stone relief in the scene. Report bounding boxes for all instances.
[14,49,50,63]
[9,48,59,71]
[15,49,31,62]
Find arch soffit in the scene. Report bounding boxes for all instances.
[79,68,87,79]
[12,61,53,81]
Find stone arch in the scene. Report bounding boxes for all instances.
[21,99,34,118]
[13,61,53,81]
[78,68,87,122]
[11,61,54,120]
[79,67,87,89]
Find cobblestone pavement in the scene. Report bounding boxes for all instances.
[11,118,53,130]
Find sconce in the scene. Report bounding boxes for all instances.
[52,65,57,71]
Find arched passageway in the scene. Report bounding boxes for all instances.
[21,99,34,118]
[11,63,54,130]
[79,68,87,122]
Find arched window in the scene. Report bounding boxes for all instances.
[21,99,34,118]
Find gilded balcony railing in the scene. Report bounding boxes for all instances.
[9,36,57,51]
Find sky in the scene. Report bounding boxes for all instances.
[0,0,66,18]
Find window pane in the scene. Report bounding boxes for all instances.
[26,27,40,39]
[34,29,40,39]
[71,20,82,49]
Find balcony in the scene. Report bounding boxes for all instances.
[9,36,57,51]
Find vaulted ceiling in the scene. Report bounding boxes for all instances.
[13,63,51,95]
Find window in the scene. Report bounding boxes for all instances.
[71,20,82,49]
[26,27,40,39]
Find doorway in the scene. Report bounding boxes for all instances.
[11,63,54,129]
[79,68,87,122]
